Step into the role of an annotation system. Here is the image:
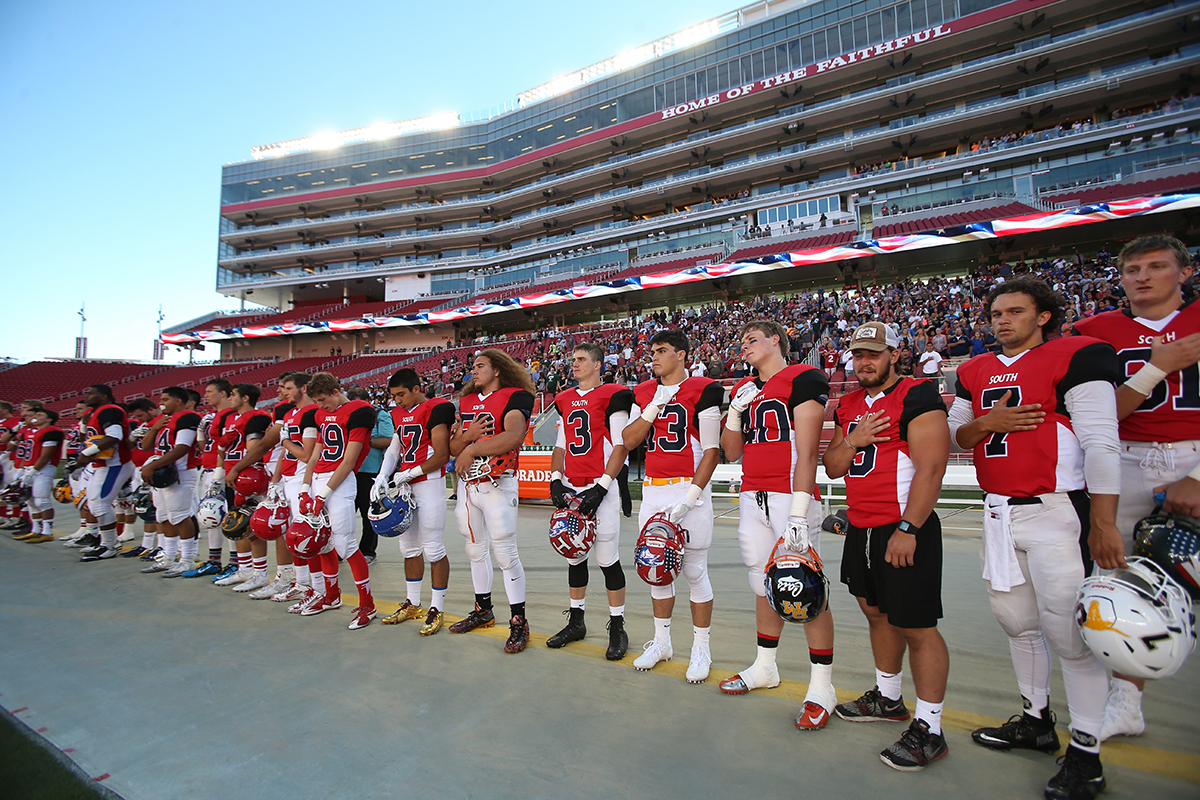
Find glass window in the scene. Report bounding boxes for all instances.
[911,0,927,30]
[867,11,882,43]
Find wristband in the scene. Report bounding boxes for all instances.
[597,473,614,491]
[317,484,332,500]
[725,408,742,432]
[842,436,857,451]
[551,471,563,482]
[301,483,311,496]
[684,483,703,505]
[82,444,101,457]
[790,490,812,518]
[640,404,662,424]
[1124,362,1168,396]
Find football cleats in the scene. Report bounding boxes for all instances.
[233,466,268,498]
[220,505,255,541]
[368,482,416,538]
[249,500,290,542]
[1133,512,1200,601]
[633,513,687,586]
[765,543,829,624]
[149,462,179,488]
[196,492,227,530]
[84,435,115,460]
[285,512,332,558]
[53,479,72,504]
[548,497,597,560]
[1076,557,1196,680]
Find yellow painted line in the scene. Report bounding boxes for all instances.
[357,594,1200,784]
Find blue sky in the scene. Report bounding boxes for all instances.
[0,0,736,364]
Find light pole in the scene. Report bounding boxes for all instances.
[76,303,87,359]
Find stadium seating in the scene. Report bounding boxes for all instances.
[1041,171,1200,207]
[872,202,1037,239]
[727,230,857,262]
[0,361,166,404]
[243,303,343,327]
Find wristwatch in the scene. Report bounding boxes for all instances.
[897,520,917,535]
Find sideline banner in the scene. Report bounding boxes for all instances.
[517,448,553,501]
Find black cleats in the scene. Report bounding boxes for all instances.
[1045,746,1105,800]
[606,615,629,661]
[972,711,1061,753]
[546,608,586,649]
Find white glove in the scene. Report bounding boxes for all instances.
[370,473,389,501]
[783,515,811,552]
[651,382,682,408]
[19,467,35,487]
[666,483,703,525]
[214,467,226,484]
[130,424,150,442]
[729,381,761,414]
[266,482,284,504]
[392,466,424,486]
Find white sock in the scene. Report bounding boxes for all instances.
[654,616,671,644]
[570,597,586,610]
[431,586,447,610]
[310,569,325,595]
[693,625,710,649]
[163,537,178,561]
[184,538,199,562]
[877,669,903,701]
[100,529,118,549]
[609,604,625,617]
[141,530,156,549]
[916,699,943,735]
[43,520,54,535]
[406,579,422,606]
[294,563,310,586]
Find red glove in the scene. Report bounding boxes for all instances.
[311,496,325,517]
[298,492,314,515]
[219,429,239,448]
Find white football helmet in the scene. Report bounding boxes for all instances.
[1076,557,1196,680]
[196,492,228,530]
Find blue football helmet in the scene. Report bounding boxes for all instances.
[368,482,416,538]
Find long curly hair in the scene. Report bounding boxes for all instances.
[460,348,536,397]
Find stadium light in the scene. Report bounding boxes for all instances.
[251,112,461,160]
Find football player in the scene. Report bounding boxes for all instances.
[547,343,634,659]
[719,320,839,728]
[125,397,163,543]
[0,401,18,490]
[270,373,321,607]
[74,385,135,561]
[447,349,536,653]
[139,387,201,577]
[187,379,236,578]
[299,372,379,629]
[61,399,92,543]
[1073,235,1200,741]
[950,278,1124,800]
[622,331,723,683]
[215,384,271,589]
[824,322,951,770]
[16,408,64,543]
[374,368,455,634]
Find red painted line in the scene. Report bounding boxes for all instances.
[9,707,27,714]
[94,773,110,782]
[63,748,75,753]
[36,727,47,733]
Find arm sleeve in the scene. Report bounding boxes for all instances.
[1064,381,1122,495]
[555,422,566,449]
[946,396,977,453]
[607,411,629,445]
[378,435,402,477]
[789,370,830,407]
[698,407,721,450]
[898,380,948,440]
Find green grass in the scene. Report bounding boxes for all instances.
[0,711,107,800]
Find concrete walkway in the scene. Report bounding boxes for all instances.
[1,497,1197,800]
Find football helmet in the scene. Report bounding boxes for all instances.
[220,505,255,541]
[548,497,597,560]
[53,479,72,504]
[1,483,31,506]
[233,466,269,498]
[368,482,416,538]
[1133,512,1200,601]
[1076,557,1196,681]
[765,543,829,624]
[196,492,228,530]
[84,435,115,460]
[131,485,154,517]
[462,451,518,485]
[73,487,88,511]
[249,500,291,541]
[285,512,332,558]
[633,512,687,586]
[150,462,179,488]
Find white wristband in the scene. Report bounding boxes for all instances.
[684,483,703,505]
[301,483,311,496]
[82,444,101,457]
[640,404,662,424]
[790,490,813,518]
[551,471,563,482]
[597,473,614,491]
[316,484,332,500]
[1124,362,1169,396]
[725,408,742,432]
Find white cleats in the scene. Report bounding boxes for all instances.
[214,567,254,587]
[163,559,195,578]
[273,583,308,603]
[117,529,136,543]
[1100,683,1145,741]
[633,639,673,671]
[232,572,270,593]
[249,575,290,600]
[686,644,712,684]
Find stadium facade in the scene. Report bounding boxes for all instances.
[176,0,1200,360]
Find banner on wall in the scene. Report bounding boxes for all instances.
[517,449,554,501]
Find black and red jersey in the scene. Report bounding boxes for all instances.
[458,387,535,475]
[955,336,1120,497]
[1073,300,1200,442]
[736,364,829,494]
[201,407,236,470]
[279,403,320,477]
[554,384,634,484]
[314,399,377,473]
[152,411,202,471]
[221,410,271,469]
[27,426,64,468]
[85,404,131,466]
[65,421,84,458]
[835,378,946,527]
[633,377,724,479]
[391,398,455,482]
[11,424,32,468]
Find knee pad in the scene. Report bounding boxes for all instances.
[398,532,423,560]
[463,539,488,564]
[649,583,676,601]
[424,540,447,564]
[492,535,520,571]
[747,567,767,597]
[600,560,626,592]
[568,560,589,589]
[683,560,714,604]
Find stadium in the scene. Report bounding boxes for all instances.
[3,1,1200,797]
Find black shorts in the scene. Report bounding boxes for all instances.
[840,513,943,629]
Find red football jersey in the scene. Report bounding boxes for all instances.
[279,403,320,477]
[314,399,377,474]
[152,411,202,470]
[835,378,946,527]
[736,364,829,494]
[391,397,456,483]
[85,404,132,466]
[65,420,84,458]
[28,426,64,468]
[222,410,271,469]
[201,407,236,470]
[955,337,1120,497]
[554,384,634,484]
[1073,300,1200,442]
[458,388,535,475]
[11,424,31,468]
[633,377,724,479]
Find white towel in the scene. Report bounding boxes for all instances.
[982,496,1026,593]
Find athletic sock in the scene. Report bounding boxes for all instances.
[141,530,156,549]
[181,538,198,563]
[570,597,585,611]
[237,551,252,571]
[475,592,493,612]
[758,631,780,649]
[252,555,268,576]
[42,520,54,536]
[309,565,325,596]
[609,604,625,618]
[431,586,447,610]
[692,625,710,649]
[346,551,372,608]
[406,578,422,607]
[321,550,340,597]
[654,616,672,644]
[100,528,117,549]
[877,669,903,701]
[510,602,526,619]
[163,537,178,561]
[915,699,944,735]
[293,557,310,586]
